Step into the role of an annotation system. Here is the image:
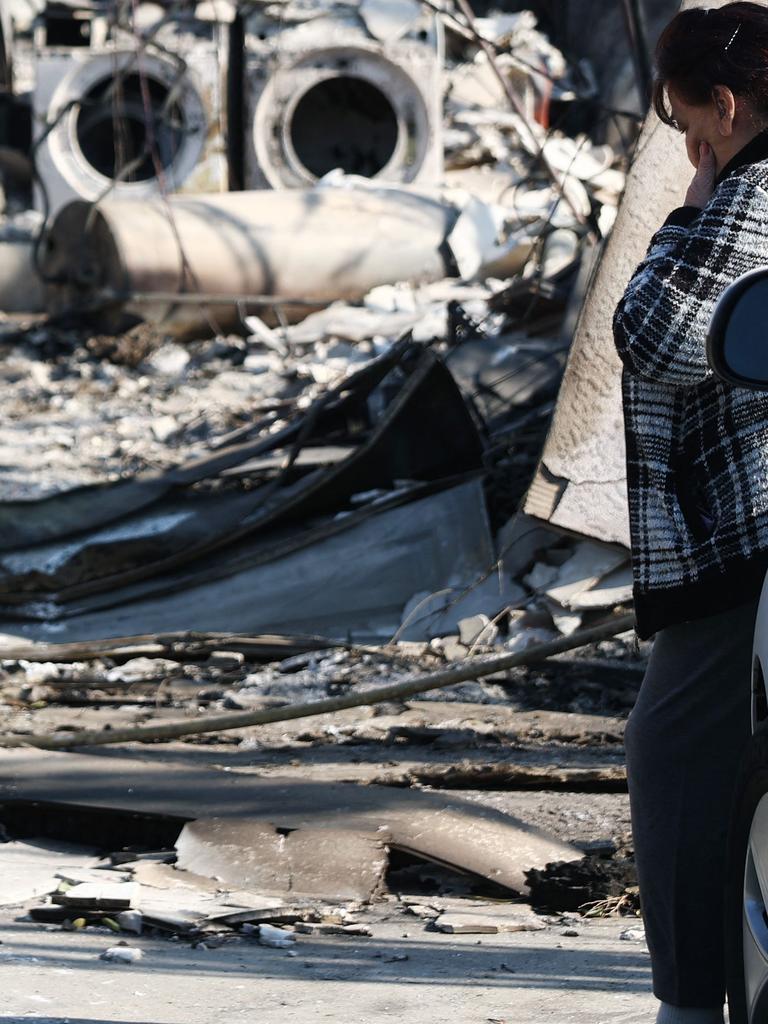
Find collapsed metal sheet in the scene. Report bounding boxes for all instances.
[0,348,483,607]
[0,477,494,643]
[446,334,568,427]
[0,749,581,894]
[523,0,724,547]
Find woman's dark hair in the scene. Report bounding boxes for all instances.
[653,2,768,127]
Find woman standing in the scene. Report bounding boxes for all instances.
[613,4,768,1022]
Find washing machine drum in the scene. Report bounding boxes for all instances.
[290,75,400,179]
[45,52,208,200]
[253,47,434,188]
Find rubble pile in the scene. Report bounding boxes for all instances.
[0,624,644,944]
[0,831,639,961]
[0,0,637,645]
[0,0,649,968]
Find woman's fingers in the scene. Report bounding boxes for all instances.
[698,141,716,180]
[685,141,717,208]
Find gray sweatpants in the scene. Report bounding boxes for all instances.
[624,600,758,1007]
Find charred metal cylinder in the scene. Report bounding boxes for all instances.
[42,187,456,336]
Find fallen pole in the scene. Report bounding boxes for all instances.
[0,613,636,750]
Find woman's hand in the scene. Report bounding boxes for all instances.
[684,141,717,208]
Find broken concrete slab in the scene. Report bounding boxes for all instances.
[53,866,131,886]
[175,819,388,901]
[524,562,559,592]
[130,861,230,894]
[122,862,283,928]
[544,598,584,637]
[0,749,582,894]
[569,563,634,611]
[543,540,629,610]
[129,863,281,913]
[54,880,139,910]
[398,572,526,643]
[0,839,102,907]
[457,613,498,647]
[208,903,315,928]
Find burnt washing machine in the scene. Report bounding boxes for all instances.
[243,2,443,190]
[32,14,229,215]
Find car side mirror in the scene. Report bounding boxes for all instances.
[707,267,768,389]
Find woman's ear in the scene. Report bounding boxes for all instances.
[712,84,737,136]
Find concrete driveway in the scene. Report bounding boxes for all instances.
[0,910,654,1024]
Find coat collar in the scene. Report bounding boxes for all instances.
[716,129,768,186]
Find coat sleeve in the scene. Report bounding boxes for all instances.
[612,174,768,387]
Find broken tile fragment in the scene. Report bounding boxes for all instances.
[434,906,547,935]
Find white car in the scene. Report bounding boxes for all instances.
[707,268,768,1024]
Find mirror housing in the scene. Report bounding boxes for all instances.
[707,267,768,390]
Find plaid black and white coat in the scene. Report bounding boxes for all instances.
[613,135,768,638]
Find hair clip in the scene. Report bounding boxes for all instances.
[724,25,741,52]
